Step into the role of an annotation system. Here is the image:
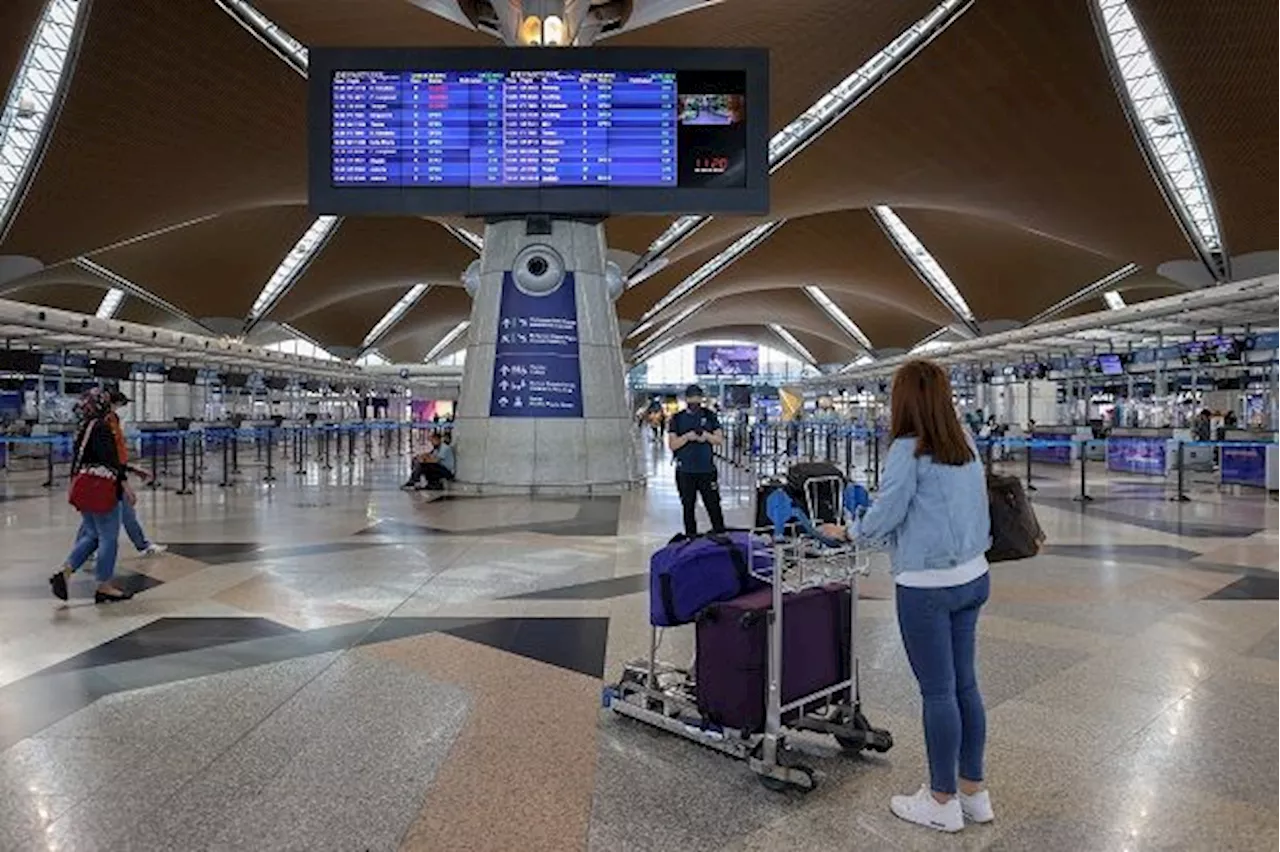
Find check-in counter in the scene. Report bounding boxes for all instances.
[1219,431,1277,489]
[1030,426,1092,464]
[1106,428,1173,476]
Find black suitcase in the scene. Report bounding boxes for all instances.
[785,462,845,524]
[754,479,786,529]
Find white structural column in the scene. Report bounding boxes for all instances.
[453,220,640,493]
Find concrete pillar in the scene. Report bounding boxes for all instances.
[453,219,640,494]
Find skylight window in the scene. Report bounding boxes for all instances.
[627,0,968,281]
[361,284,429,349]
[0,0,85,238]
[872,205,976,326]
[263,338,338,361]
[423,321,470,363]
[215,0,308,75]
[629,221,783,335]
[246,216,340,327]
[633,300,706,353]
[95,288,124,320]
[769,323,816,365]
[1096,0,1225,276]
[1103,290,1126,310]
[803,286,874,352]
[356,350,389,366]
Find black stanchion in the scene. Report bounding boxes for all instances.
[1024,439,1037,492]
[348,429,355,465]
[231,430,240,474]
[1073,439,1092,503]
[42,439,56,488]
[296,427,307,475]
[193,432,204,483]
[844,430,854,479]
[1170,440,1190,503]
[871,432,881,491]
[176,433,193,496]
[264,428,276,483]
[864,432,875,475]
[220,431,231,488]
[324,428,332,470]
[147,434,160,488]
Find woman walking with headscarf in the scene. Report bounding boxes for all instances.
[49,388,134,604]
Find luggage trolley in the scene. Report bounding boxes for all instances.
[603,474,893,793]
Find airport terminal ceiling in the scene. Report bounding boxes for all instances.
[0,0,1275,367]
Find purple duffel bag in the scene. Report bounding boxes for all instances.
[649,531,772,627]
[695,583,851,733]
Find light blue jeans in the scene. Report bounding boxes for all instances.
[895,572,990,795]
[66,504,123,583]
[71,500,150,564]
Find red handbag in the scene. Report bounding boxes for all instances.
[67,422,119,514]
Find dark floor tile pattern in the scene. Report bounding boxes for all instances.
[1203,575,1279,601]
[1035,496,1264,538]
[39,617,298,674]
[359,496,622,538]
[165,540,393,565]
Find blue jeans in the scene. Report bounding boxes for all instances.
[895,572,990,795]
[66,504,123,583]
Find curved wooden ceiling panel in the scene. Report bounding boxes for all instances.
[611,0,935,138]
[0,0,43,98]
[272,217,475,321]
[93,206,315,321]
[1128,0,1278,256]
[376,285,471,362]
[668,0,1192,271]
[895,208,1123,321]
[5,281,104,314]
[0,0,306,265]
[672,289,856,355]
[254,0,490,46]
[287,287,407,349]
[652,324,849,368]
[629,210,952,332]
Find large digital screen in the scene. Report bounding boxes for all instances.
[309,48,768,216]
[695,345,759,376]
[1097,353,1124,376]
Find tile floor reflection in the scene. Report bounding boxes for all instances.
[0,442,1275,851]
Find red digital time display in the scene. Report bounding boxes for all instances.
[694,155,730,174]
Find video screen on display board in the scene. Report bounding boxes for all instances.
[695,344,759,376]
[309,47,768,216]
[1097,353,1125,376]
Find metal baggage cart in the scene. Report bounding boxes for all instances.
[602,475,892,793]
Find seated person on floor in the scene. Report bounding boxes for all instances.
[402,431,455,490]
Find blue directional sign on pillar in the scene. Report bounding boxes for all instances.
[489,272,583,418]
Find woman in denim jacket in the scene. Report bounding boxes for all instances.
[851,359,993,833]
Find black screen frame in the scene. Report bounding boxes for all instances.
[308,46,769,217]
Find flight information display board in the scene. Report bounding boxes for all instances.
[309,48,769,216]
[332,70,679,187]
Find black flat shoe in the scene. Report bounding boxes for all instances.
[94,588,134,604]
[49,571,68,601]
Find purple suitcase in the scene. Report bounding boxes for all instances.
[695,584,851,733]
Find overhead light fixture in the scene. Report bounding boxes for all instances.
[872,205,977,331]
[360,284,430,350]
[245,215,341,330]
[542,15,566,46]
[626,0,971,282]
[769,323,816,366]
[1094,0,1227,281]
[95,288,125,320]
[803,285,874,353]
[423,321,470,363]
[215,0,308,75]
[1027,263,1140,324]
[633,300,706,353]
[1103,290,1126,310]
[519,15,544,45]
[0,0,88,241]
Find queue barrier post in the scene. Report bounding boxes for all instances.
[1170,440,1190,503]
[147,433,161,488]
[1073,439,1092,503]
[176,432,193,496]
[42,438,56,488]
[220,430,231,488]
[1024,438,1037,492]
[264,427,277,483]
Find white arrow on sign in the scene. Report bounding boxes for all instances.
[499,365,510,375]
[498,380,509,391]
[501,318,511,328]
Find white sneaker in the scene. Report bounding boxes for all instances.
[889,786,964,833]
[959,789,994,823]
[141,544,168,557]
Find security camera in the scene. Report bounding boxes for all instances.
[461,259,481,297]
[512,245,565,296]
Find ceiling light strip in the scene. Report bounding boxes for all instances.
[423,320,470,363]
[0,0,89,242]
[626,0,972,281]
[359,283,430,351]
[769,323,816,366]
[633,300,706,353]
[1103,290,1126,310]
[1026,263,1140,324]
[441,223,484,253]
[628,220,784,338]
[1093,0,1227,281]
[94,288,124,320]
[803,285,874,353]
[214,0,308,76]
[73,258,213,332]
[244,215,341,331]
[871,205,978,331]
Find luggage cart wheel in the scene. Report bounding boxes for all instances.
[758,765,817,794]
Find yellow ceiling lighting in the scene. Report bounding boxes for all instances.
[519,15,543,45]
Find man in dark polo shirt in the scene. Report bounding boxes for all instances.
[667,384,726,537]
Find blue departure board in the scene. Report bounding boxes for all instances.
[331,70,678,187]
